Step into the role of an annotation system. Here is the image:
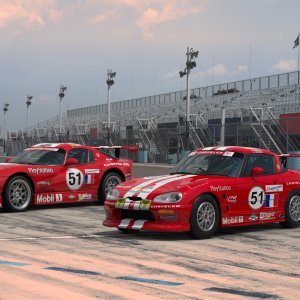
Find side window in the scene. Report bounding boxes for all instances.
[67,149,88,164]
[243,154,275,177]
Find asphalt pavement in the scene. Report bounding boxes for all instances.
[0,202,299,300]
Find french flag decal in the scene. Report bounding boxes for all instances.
[265,194,279,208]
[84,174,92,184]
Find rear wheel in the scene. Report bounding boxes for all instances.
[3,176,33,212]
[279,191,300,228]
[190,195,219,239]
[98,172,123,204]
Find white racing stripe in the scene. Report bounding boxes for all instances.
[215,146,230,151]
[131,220,147,230]
[123,174,180,198]
[118,218,133,229]
[137,174,196,199]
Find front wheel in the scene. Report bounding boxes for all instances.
[3,176,33,212]
[279,191,300,228]
[190,195,219,239]
[98,172,123,204]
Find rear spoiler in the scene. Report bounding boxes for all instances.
[279,154,300,169]
[94,144,140,158]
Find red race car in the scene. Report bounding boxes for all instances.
[0,143,137,212]
[103,146,300,239]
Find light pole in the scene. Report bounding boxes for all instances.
[3,102,9,154]
[26,95,33,131]
[58,84,67,142]
[106,69,116,145]
[179,46,198,151]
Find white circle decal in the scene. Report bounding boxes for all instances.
[248,186,265,210]
[66,168,84,190]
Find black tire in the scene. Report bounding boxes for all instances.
[3,176,33,212]
[279,190,300,228]
[190,195,219,239]
[98,172,123,204]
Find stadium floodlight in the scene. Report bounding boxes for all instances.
[106,69,116,145]
[26,95,33,132]
[58,84,67,142]
[179,46,198,151]
[3,102,9,154]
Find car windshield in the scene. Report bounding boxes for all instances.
[10,148,66,166]
[170,152,245,177]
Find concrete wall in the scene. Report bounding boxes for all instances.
[132,163,174,178]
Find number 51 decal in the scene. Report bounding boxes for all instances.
[248,186,265,209]
[66,168,84,190]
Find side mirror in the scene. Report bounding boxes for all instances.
[65,158,79,166]
[251,166,264,178]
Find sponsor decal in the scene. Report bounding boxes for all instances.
[151,204,181,209]
[84,169,100,174]
[287,181,300,185]
[260,211,276,221]
[249,214,258,221]
[265,184,283,192]
[117,185,133,189]
[196,151,223,155]
[66,168,84,190]
[36,194,62,204]
[69,195,76,199]
[222,216,243,225]
[84,174,93,184]
[265,194,279,208]
[210,186,232,192]
[160,214,177,220]
[36,181,51,186]
[26,147,59,152]
[115,199,152,210]
[78,193,92,201]
[104,162,130,167]
[227,195,237,203]
[28,168,54,174]
[223,151,234,157]
[248,186,265,210]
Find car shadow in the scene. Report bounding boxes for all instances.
[92,223,284,242]
[0,201,102,213]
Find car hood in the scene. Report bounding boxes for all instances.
[116,173,212,198]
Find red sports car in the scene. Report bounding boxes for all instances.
[0,143,137,212]
[103,146,300,239]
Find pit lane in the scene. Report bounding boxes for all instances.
[0,202,299,300]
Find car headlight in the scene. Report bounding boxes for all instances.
[153,192,182,203]
[106,189,119,200]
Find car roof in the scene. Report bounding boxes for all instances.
[194,146,275,155]
[27,143,90,151]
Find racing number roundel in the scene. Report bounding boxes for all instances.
[66,168,84,190]
[248,186,265,210]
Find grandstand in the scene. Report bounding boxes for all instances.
[6,71,300,163]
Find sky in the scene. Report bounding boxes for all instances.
[0,0,300,132]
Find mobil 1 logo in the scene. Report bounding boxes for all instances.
[248,186,265,210]
[66,168,84,190]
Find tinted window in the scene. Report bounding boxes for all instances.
[243,154,275,177]
[67,149,89,164]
